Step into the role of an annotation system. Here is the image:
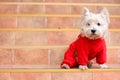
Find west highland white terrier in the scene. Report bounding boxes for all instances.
[61,7,110,70]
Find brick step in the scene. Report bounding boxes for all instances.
[0,68,120,80]
[0,72,120,80]
[0,68,120,73]
[0,49,119,65]
[1,31,120,46]
[0,64,120,69]
[0,28,120,32]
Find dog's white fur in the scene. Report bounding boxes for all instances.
[62,7,110,70]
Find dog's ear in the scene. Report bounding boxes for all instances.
[80,7,90,30]
[101,8,110,24]
[82,7,90,16]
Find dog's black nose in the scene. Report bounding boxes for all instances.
[91,30,96,34]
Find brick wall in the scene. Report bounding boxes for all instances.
[0,0,120,80]
[0,0,120,67]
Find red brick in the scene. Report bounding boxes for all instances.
[93,72,120,80]
[21,0,43,2]
[0,32,15,46]
[107,49,119,64]
[90,0,120,3]
[0,17,16,28]
[14,49,48,65]
[0,73,10,80]
[48,32,79,45]
[15,32,47,46]
[52,73,92,80]
[96,6,120,15]
[19,5,44,14]
[0,0,18,2]
[11,73,51,80]
[110,18,120,29]
[47,17,74,28]
[71,6,96,14]
[17,17,45,28]
[46,5,71,14]
[109,32,120,46]
[50,49,67,65]
[45,0,70,2]
[0,5,17,14]
[0,49,12,65]
[71,0,90,3]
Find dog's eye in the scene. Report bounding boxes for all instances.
[97,23,101,26]
[87,23,90,26]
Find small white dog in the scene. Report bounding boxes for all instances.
[61,7,110,70]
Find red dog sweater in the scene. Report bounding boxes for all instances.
[61,34,106,68]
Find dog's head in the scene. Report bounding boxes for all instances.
[80,7,110,40]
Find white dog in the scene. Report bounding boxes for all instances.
[61,7,110,70]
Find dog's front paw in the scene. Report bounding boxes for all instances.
[79,65,88,70]
[61,64,70,69]
[99,64,108,69]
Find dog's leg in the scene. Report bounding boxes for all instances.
[79,65,88,70]
[61,64,70,69]
[99,64,108,69]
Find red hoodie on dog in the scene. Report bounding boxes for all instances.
[61,34,106,68]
